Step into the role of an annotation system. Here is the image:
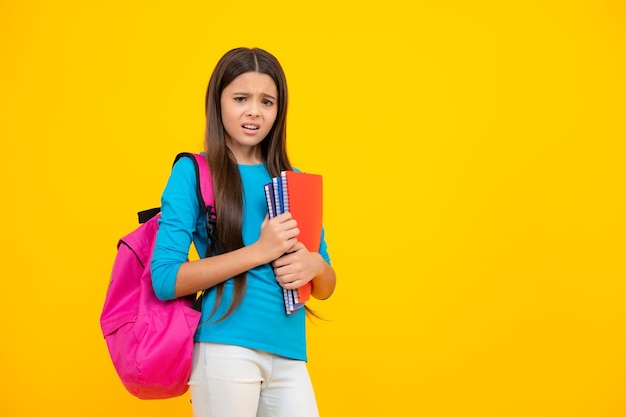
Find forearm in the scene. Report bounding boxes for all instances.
[174,243,267,297]
[311,256,336,300]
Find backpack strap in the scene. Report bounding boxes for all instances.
[137,207,161,224]
[193,153,214,210]
[174,152,226,258]
[174,152,214,214]
[173,152,226,312]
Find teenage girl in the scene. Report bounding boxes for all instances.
[151,47,336,417]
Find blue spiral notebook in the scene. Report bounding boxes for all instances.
[264,170,322,314]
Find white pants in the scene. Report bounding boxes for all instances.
[188,342,320,417]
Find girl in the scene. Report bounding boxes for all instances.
[151,47,336,417]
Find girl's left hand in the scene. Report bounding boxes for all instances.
[272,242,324,290]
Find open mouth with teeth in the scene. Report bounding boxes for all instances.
[243,124,260,130]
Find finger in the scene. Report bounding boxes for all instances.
[287,241,305,252]
[274,264,296,281]
[276,273,298,287]
[275,212,293,222]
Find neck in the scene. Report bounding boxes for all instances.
[229,145,263,165]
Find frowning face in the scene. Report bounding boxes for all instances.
[220,71,278,164]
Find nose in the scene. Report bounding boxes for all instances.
[247,101,260,117]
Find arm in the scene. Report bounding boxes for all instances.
[151,157,298,300]
[174,213,299,297]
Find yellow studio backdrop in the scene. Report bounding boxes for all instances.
[1,1,625,416]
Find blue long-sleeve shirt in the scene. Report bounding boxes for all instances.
[150,156,330,361]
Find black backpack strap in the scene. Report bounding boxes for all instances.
[137,207,161,224]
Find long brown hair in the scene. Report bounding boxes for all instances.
[203,47,291,322]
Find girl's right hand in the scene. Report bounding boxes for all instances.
[255,213,300,262]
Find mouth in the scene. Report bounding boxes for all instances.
[242,123,260,131]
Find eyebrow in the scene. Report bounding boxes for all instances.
[232,92,277,101]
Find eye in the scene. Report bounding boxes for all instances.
[234,96,246,103]
[262,99,274,106]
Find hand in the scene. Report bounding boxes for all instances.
[255,213,300,263]
[272,242,323,290]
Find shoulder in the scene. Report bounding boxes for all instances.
[161,154,199,204]
[168,155,198,186]
[172,154,197,174]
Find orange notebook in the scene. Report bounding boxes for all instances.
[281,170,323,252]
[280,170,323,308]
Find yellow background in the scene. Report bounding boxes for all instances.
[1,1,625,416]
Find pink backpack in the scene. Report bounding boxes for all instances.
[100,153,220,400]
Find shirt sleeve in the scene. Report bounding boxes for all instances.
[319,227,331,265]
[150,157,200,300]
